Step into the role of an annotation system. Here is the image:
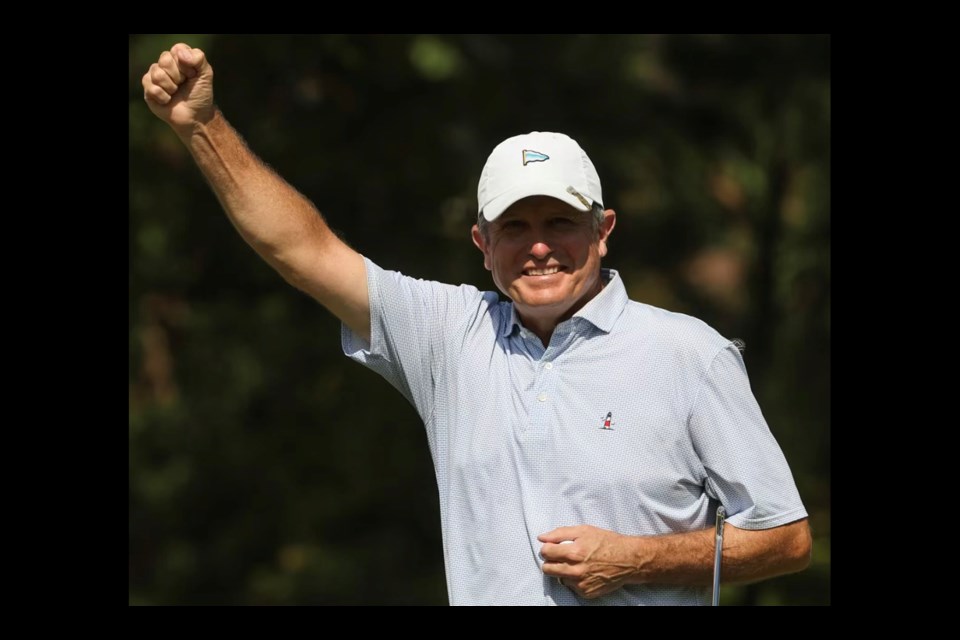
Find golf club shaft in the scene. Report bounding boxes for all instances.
[712,506,725,606]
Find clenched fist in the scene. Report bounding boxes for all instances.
[142,42,215,135]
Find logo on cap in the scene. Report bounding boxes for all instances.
[522,149,550,166]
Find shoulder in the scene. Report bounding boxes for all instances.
[618,299,733,363]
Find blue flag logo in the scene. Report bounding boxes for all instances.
[522,149,550,166]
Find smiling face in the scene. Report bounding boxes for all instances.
[472,195,616,334]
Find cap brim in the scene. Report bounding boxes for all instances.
[481,181,593,221]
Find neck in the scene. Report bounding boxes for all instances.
[519,315,560,348]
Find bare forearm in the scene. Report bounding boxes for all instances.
[540,519,811,598]
[143,43,370,338]
[178,108,333,273]
[627,520,811,586]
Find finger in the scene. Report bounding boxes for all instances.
[143,82,172,105]
[141,71,170,104]
[156,50,184,85]
[149,62,180,96]
[171,43,210,80]
[539,540,577,561]
[541,561,580,579]
[537,526,581,543]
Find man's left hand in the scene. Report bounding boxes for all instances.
[538,525,641,599]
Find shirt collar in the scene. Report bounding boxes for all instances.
[501,268,628,337]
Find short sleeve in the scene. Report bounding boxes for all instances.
[688,344,808,530]
[341,256,490,425]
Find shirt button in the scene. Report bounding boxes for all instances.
[537,393,547,402]
[544,362,553,370]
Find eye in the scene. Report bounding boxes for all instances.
[550,217,577,227]
[498,220,526,232]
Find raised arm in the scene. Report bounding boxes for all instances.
[142,42,370,342]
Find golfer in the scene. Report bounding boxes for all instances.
[142,42,812,606]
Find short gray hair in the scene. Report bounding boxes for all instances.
[477,202,605,240]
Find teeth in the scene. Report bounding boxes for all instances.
[526,267,561,276]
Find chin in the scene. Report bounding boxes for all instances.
[512,292,571,314]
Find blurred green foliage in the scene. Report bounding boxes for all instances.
[129,34,829,605]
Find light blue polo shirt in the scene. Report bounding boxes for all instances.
[342,257,807,606]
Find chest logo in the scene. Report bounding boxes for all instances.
[600,411,615,431]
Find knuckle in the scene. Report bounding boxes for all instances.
[158,52,180,77]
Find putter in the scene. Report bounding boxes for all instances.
[712,506,725,606]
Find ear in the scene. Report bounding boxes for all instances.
[471,224,493,271]
[597,209,616,258]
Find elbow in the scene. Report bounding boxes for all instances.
[786,520,813,573]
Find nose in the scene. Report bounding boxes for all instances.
[530,242,552,261]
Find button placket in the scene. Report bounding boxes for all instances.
[529,353,559,430]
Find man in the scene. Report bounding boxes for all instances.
[142,42,811,606]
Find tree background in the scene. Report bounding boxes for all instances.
[129,34,830,605]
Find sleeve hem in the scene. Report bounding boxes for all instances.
[725,507,808,531]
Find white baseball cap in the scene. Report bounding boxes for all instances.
[477,131,604,222]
